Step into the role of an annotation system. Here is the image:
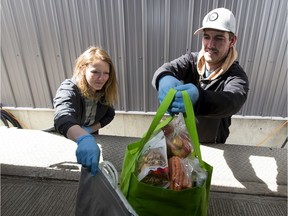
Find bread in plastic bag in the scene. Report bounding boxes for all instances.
[136,130,169,188]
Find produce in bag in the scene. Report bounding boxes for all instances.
[162,113,193,158]
[136,130,169,188]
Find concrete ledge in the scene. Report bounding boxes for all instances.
[2,107,287,147]
[1,164,80,181]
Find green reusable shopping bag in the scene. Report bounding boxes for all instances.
[120,89,213,216]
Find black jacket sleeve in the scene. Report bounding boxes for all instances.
[151,53,199,89]
[53,79,84,137]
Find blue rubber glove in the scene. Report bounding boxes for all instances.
[170,83,199,113]
[158,75,182,103]
[82,126,92,134]
[76,134,100,176]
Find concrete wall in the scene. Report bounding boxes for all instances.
[2,108,287,148]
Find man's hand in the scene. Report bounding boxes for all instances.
[76,134,100,176]
[158,75,182,103]
[170,83,199,113]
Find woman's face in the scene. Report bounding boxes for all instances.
[85,59,110,91]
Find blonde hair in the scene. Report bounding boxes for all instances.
[72,46,118,106]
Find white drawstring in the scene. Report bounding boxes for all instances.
[99,160,119,189]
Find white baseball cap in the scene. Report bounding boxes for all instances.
[194,8,236,34]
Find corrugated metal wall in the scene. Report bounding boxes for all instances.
[1,0,287,117]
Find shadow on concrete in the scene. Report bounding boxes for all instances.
[204,144,287,197]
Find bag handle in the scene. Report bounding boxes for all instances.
[182,91,203,164]
[137,88,177,151]
[137,89,204,166]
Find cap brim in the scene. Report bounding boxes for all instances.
[194,27,233,35]
[194,27,205,35]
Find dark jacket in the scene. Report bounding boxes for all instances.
[152,52,249,143]
[53,79,115,137]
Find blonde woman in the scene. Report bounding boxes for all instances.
[53,46,118,176]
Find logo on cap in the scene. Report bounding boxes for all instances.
[208,12,218,22]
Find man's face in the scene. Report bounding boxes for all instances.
[202,29,236,67]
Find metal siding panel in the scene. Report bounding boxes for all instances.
[19,1,53,108]
[1,0,34,107]
[33,0,70,95]
[1,0,287,117]
[235,0,262,116]
[1,52,16,106]
[123,0,144,111]
[102,0,128,111]
[146,0,168,111]
[141,0,159,111]
[254,0,279,117]
[169,0,189,58]
[262,0,287,117]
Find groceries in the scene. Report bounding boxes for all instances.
[136,114,207,191]
[162,114,193,158]
[137,131,169,188]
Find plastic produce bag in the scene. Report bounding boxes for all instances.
[189,157,208,187]
[162,113,193,158]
